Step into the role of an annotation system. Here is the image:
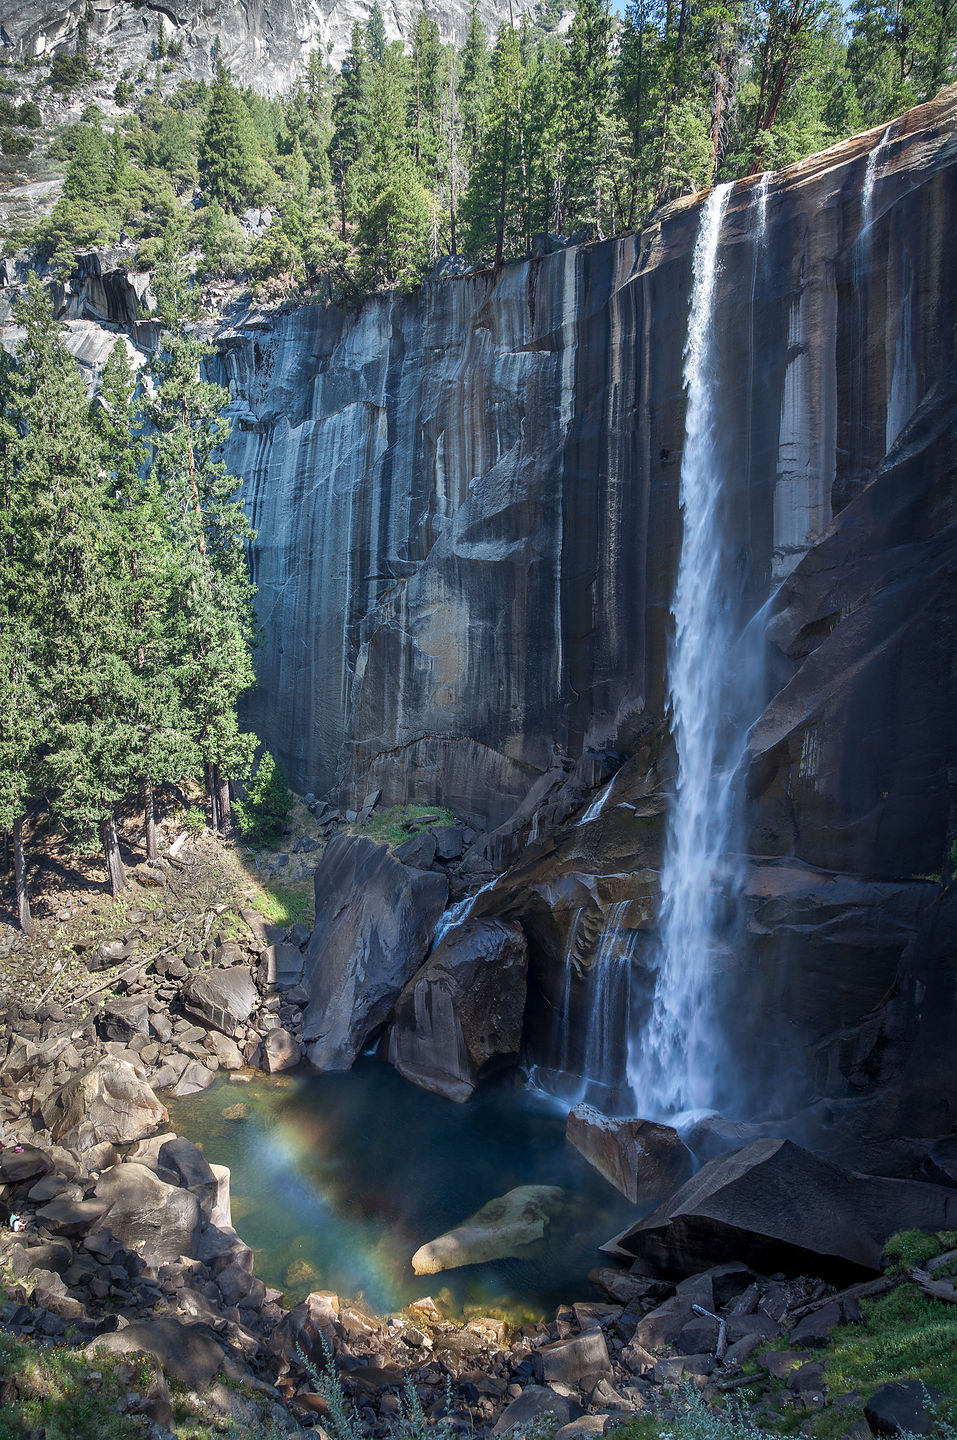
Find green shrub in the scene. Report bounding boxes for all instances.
[234,751,294,846]
[883,1229,957,1274]
[114,77,133,106]
[17,100,42,127]
[183,804,206,832]
[0,130,32,156]
[47,52,100,94]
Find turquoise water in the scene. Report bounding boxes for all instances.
[168,1059,637,1321]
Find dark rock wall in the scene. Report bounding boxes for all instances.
[221,89,957,870]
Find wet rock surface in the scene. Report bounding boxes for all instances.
[388,919,528,1102]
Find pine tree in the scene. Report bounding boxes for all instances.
[199,64,261,211]
[354,46,431,289]
[331,24,369,235]
[233,751,294,845]
[461,23,530,264]
[559,0,616,234]
[146,257,258,832]
[4,279,136,897]
[365,1,388,65]
[93,340,200,862]
[459,0,490,169]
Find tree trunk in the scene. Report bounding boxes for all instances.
[13,817,35,936]
[495,115,509,266]
[101,815,127,898]
[215,766,232,836]
[143,779,158,862]
[206,761,220,832]
[707,37,728,185]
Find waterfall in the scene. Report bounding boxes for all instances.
[532,902,636,1111]
[578,902,636,1109]
[861,124,893,238]
[430,873,504,949]
[629,181,739,1117]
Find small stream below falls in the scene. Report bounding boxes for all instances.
[168,1059,637,1322]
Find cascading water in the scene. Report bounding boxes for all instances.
[861,123,893,237]
[629,181,744,1117]
[531,902,637,1111]
[577,902,636,1109]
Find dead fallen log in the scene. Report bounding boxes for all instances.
[911,1268,957,1305]
[789,1275,897,1320]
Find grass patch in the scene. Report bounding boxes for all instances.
[0,1333,152,1440]
[608,1383,775,1440]
[248,877,314,928]
[825,1283,957,1402]
[359,804,457,849]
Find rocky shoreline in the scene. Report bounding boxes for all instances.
[0,830,954,1439]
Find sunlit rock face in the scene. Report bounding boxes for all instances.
[3,0,537,90]
[221,88,957,873]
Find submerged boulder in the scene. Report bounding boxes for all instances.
[411,1184,567,1275]
[566,1104,693,1204]
[387,919,528,1102]
[612,1137,957,1280]
[301,836,448,1071]
[43,1057,167,1152]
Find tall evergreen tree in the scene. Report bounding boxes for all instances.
[199,65,261,210]
[146,258,258,831]
[331,24,369,235]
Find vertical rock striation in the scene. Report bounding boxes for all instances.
[221,88,957,874]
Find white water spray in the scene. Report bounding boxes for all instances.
[630,181,738,1116]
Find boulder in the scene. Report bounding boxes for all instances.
[88,938,136,972]
[411,1184,567,1274]
[183,967,258,1036]
[270,1290,339,1368]
[205,1032,245,1069]
[394,831,437,868]
[491,1386,581,1435]
[88,1318,226,1390]
[611,1138,957,1280]
[42,1057,167,1153]
[301,836,448,1071]
[260,943,305,992]
[565,1105,693,1204]
[534,1329,612,1386]
[0,1145,53,1185]
[98,997,150,1043]
[865,1382,945,1437]
[387,919,528,1102]
[93,1163,202,1263]
[166,1061,217,1097]
[262,1028,301,1073]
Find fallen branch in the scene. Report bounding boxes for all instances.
[788,1275,897,1320]
[166,831,189,859]
[63,964,142,1011]
[717,1374,762,1392]
[911,1268,957,1305]
[35,955,73,1010]
[692,1303,728,1360]
[926,1248,957,1274]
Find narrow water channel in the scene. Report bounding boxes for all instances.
[169,1058,637,1322]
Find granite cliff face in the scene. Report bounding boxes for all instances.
[217,88,957,1132]
[220,88,957,849]
[2,0,537,89]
